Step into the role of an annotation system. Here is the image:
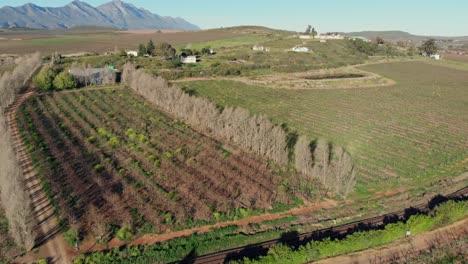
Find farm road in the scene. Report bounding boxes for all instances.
[8,88,71,264]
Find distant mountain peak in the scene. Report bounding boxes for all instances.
[0,0,200,30]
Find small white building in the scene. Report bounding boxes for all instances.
[299,35,313,40]
[430,54,441,60]
[317,34,344,40]
[292,46,310,52]
[253,44,270,52]
[126,51,138,57]
[181,55,197,64]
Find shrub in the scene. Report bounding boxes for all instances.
[33,67,57,91]
[116,227,133,242]
[53,71,77,90]
[63,228,79,246]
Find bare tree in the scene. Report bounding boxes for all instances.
[122,63,356,195]
[0,113,35,250]
[0,53,41,110]
[122,63,289,164]
[0,54,41,250]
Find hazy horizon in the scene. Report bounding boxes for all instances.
[3,0,468,36]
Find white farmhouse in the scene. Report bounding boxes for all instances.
[126,51,138,57]
[430,54,441,60]
[317,34,344,40]
[292,46,310,52]
[299,35,313,40]
[181,55,197,64]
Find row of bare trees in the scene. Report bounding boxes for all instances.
[123,63,289,165]
[294,137,356,195]
[122,63,356,195]
[0,53,42,250]
[0,53,41,111]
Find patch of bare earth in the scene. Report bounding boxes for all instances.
[79,199,337,253]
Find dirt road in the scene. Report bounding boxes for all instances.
[8,90,71,264]
[315,218,468,264]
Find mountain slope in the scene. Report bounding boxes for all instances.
[97,0,199,30]
[0,0,199,30]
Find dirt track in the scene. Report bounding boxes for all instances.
[8,89,71,264]
[315,218,468,264]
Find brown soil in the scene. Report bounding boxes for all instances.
[8,89,72,264]
[79,199,337,253]
[314,218,468,264]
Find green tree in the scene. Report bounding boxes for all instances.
[420,38,438,55]
[146,39,155,56]
[311,27,317,37]
[305,25,312,34]
[156,42,176,59]
[138,44,147,56]
[53,71,77,90]
[33,67,57,91]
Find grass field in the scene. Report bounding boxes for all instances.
[182,61,468,197]
[16,87,314,244]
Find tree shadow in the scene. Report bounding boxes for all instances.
[179,248,198,264]
[203,190,468,263]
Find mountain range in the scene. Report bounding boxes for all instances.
[0,0,200,30]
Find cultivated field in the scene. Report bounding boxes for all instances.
[0,28,242,55]
[182,61,468,197]
[16,87,312,241]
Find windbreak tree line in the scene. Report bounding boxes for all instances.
[122,63,356,195]
[0,53,42,250]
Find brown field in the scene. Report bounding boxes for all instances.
[444,53,468,63]
[0,29,240,55]
[17,87,309,240]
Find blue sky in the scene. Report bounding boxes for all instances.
[4,0,468,36]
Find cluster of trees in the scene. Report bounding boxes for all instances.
[122,63,356,195]
[138,40,176,58]
[304,25,318,36]
[0,54,41,250]
[33,66,77,91]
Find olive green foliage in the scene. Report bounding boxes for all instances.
[63,228,79,246]
[420,39,438,55]
[53,71,77,90]
[239,200,467,264]
[116,227,133,242]
[347,39,378,55]
[146,40,155,56]
[33,67,58,91]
